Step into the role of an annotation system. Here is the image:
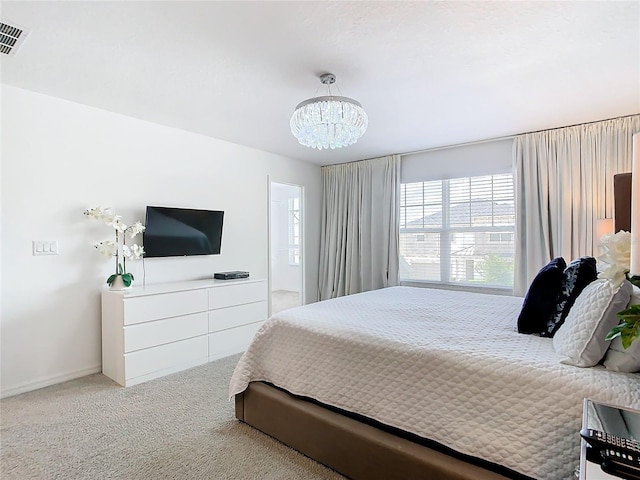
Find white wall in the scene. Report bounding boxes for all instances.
[271,183,301,292]
[0,85,321,397]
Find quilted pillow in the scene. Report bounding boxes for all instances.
[603,285,640,372]
[553,279,633,367]
[517,257,566,334]
[541,256,597,337]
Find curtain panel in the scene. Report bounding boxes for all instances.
[513,115,640,296]
[318,155,401,300]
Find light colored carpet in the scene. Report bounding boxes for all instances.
[0,354,345,480]
[271,290,301,314]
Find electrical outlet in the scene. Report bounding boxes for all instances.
[33,241,58,255]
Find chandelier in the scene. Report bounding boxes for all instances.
[290,73,368,150]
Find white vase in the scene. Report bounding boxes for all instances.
[109,275,130,291]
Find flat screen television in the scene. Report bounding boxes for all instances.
[143,206,224,258]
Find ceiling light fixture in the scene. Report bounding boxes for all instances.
[290,73,368,150]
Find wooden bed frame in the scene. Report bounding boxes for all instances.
[235,382,517,480]
[234,173,633,480]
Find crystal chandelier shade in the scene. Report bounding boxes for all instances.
[290,74,368,150]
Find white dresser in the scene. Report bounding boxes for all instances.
[101,278,267,387]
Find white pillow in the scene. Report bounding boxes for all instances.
[603,337,640,372]
[553,279,633,367]
[602,284,640,372]
[630,285,640,305]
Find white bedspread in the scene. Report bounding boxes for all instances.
[229,286,640,480]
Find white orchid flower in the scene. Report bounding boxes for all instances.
[128,221,146,238]
[106,216,127,232]
[131,244,145,259]
[85,209,145,288]
[122,243,145,260]
[94,240,117,257]
[98,208,115,222]
[84,206,113,222]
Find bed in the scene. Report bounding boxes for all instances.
[229,172,638,480]
[230,287,640,480]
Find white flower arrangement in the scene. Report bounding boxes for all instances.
[598,230,632,288]
[84,206,145,288]
[598,230,640,349]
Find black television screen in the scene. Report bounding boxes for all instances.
[143,206,224,258]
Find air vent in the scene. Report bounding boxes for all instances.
[0,21,30,56]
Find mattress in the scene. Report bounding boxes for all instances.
[229,286,640,480]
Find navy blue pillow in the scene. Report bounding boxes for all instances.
[540,256,597,337]
[517,257,567,334]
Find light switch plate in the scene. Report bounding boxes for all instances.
[33,240,58,255]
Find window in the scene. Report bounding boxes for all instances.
[399,173,515,288]
[288,197,300,265]
[489,233,513,242]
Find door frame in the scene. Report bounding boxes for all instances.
[267,177,305,316]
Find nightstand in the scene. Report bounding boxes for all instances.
[579,398,640,480]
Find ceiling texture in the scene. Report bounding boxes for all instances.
[1,1,639,166]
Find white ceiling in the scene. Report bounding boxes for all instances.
[1,1,639,166]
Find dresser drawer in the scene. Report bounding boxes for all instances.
[125,336,208,380]
[208,301,267,333]
[123,289,208,325]
[208,321,264,361]
[208,281,267,310]
[124,312,208,353]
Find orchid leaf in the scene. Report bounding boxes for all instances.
[621,328,640,349]
[121,273,134,287]
[617,304,640,318]
[606,308,640,349]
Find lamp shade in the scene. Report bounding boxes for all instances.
[596,218,614,241]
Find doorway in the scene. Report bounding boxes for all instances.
[269,182,304,315]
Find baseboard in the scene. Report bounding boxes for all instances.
[0,364,102,399]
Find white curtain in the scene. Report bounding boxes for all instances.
[513,115,640,296]
[318,155,400,300]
